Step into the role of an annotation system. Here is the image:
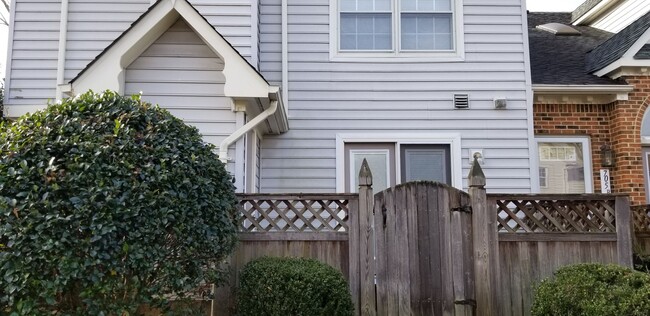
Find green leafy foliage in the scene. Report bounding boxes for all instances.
[531,263,650,316]
[0,91,238,315]
[237,257,354,316]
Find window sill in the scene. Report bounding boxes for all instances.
[329,51,465,63]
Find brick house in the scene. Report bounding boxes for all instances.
[529,2,650,204]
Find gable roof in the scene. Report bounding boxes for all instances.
[585,11,650,73]
[528,12,624,85]
[70,0,272,99]
[636,44,650,59]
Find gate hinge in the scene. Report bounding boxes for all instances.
[454,299,477,306]
[451,205,472,213]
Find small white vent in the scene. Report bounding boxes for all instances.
[454,94,470,109]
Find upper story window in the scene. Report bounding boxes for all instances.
[332,0,463,60]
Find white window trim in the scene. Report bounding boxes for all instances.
[535,136,594,193]
[336,133,462,192]
[329,0,465,62]
[349,149,392,192]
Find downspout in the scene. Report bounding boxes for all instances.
[281,0,288,109]
[219,100,278,163]
[55,0,70,100]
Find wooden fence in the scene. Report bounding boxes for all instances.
[490,194,633,316]
[211,159,649,316]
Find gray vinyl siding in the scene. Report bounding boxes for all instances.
[258,0,533,193]
[7,0,61,105]
[65,0,150,82]
[7,0,254,109]
[124,19,237,172]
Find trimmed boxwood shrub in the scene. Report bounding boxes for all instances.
[237,257,354,316]
[0,91,238,315]
[531,263,650,316]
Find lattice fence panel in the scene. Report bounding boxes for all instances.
[633,205,650,233]
[237,197,350,232]
[494,198,616,233]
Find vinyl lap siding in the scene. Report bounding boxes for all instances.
[7,0,61,105]
[259,0,532,193]
[591,0,650,33]
[124,19,237,171]
[65,0,149,82]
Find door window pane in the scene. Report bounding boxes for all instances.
[538,142,587,194]
[351,150,390,192]
[401,144,451,184]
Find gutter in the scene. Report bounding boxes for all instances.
[532,84,634,94]
[218,88,284,163]
[55,0,70,100]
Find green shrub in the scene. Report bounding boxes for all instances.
[0,91,238,315]
[237,257,354,316]
[531,263,650,316]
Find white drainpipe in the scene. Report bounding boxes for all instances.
[281,0,289,109]
[55,0,70,100]
[219,100,278,163]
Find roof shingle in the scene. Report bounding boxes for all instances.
[528,12,624,85]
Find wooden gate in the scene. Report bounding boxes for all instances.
[373,182,475,316]
[349,158,477,316]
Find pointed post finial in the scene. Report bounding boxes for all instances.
[468,156,486,187]
[358,158,373,187]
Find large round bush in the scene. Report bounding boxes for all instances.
[237,257,354,316]
[531,263,650,316]
[0,91,238,314]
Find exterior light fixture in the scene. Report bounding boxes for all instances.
[600,144,615,167]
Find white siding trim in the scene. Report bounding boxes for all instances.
[535,136,594,194]
[335,132,462,192]
[281,0,289,109]
[252,0,260,69]
[55,0,69,100]
[235,111,247,193]
[3,0,18,112]
[522,0,539,193]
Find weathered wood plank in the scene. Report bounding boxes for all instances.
[498,233,618,242]
[348,198,361,315]
[406,184,421,315]
[438,186,454,316]
[615,196,633,268]
[374,192,386,316]
[417,184,435,316]
[395,186,411,315]
[239,232,349,241]
[384,188,399,316]
[358,161,376,316]
[427,185,443,316]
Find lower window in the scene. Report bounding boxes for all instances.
[536,137,592,194]
[345,143,451,192]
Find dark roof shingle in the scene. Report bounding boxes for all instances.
[528,12,624,85]
[636,44,650,59]
[585,11,650,72]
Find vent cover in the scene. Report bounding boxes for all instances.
[536,23,581,36]
[454,94,470,109]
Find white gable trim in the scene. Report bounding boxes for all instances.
[595,26,650,78]
[71,0,270,99]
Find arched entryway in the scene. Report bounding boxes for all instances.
[641,109,650,201]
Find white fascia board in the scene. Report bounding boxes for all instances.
[174,0,269,98]
[72,0,271,100]
[72,1,177,94]
[572,0,616,25]
[533,84,635,94]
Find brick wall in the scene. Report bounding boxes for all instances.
[534,76,650,205]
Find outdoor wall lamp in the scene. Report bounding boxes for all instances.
[600,144,615,167]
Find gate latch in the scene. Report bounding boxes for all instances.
[451,205,472,213]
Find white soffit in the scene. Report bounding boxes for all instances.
[70,0,270,99]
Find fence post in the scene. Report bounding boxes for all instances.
[468,157,499,316]
[615,196,633,268]
[356,159,375,316]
